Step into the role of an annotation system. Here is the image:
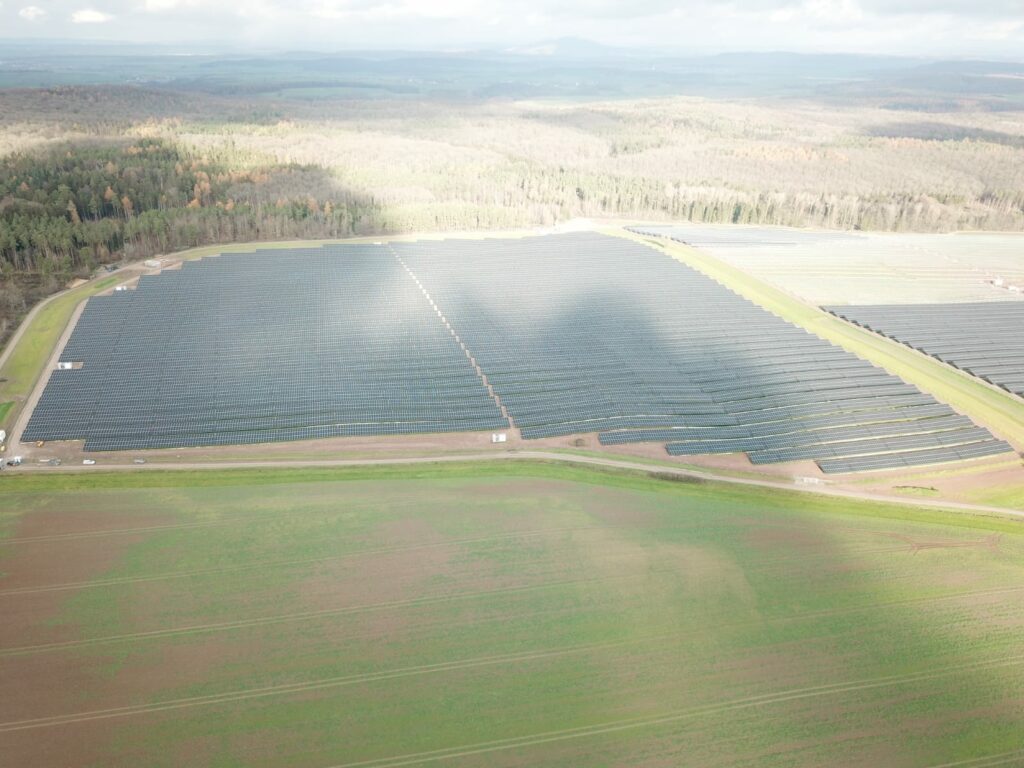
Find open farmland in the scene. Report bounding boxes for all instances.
[631,224,1024,305]
[17,233,1012,473]
[1,463,1023,767]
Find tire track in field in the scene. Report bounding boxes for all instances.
[0,636,657,733]
[0,574,637,656]
[0,510,716,545]
[3,578,1023,659]
[3,634,1023,740]
[321,656,1024,768]
[0,526,603,596]
[929,750,1024,767]
[3,495,510,544]
[3,518,248,544]
[0,540,922,597]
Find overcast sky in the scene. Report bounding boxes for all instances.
[3,0,1024,58]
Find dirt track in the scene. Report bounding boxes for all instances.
[9,450,1024,520]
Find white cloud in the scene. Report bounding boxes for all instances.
[804,0,864,23]
[71,7,114,22]
[766,0,864,27]
[19,5,48,19]
[309,0,480,22]
[141,0,201,11]
[967,18,1024,41]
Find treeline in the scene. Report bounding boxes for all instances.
[0,140,383,343]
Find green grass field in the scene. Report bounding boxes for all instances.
[966,482,1024,511]
[617,230,1024,451]
[2,462,1022,767]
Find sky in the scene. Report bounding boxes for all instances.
[2,0,1024,58]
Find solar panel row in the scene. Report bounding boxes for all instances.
[824,302,1024,399]
[819,439,1011,474]
[599,402,957,445]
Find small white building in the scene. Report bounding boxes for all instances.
[491,433,508,443]
[795,476,825,486]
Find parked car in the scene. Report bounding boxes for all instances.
[83,459,96,465]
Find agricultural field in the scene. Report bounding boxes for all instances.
[2,462,1023,767]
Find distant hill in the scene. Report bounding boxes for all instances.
[502,37,634,59]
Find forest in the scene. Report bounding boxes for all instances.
[0,138,383,341]
[1,60,1024,344]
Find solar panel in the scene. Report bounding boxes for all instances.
[824,302,1024,399]
[24,246,509,449]
[22,233,1013,473]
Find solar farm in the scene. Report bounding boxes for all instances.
[20,232,1012,474]
[826,302,1024,398]
[23,247,509,451]
[630,224,1024,305]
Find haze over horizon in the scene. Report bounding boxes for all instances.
[3,0,1024,59]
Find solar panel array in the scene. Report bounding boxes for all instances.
[24,247,508,450]
[393,233,1011,473]
[22,233,1013,472]
[825,302,1024,399]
